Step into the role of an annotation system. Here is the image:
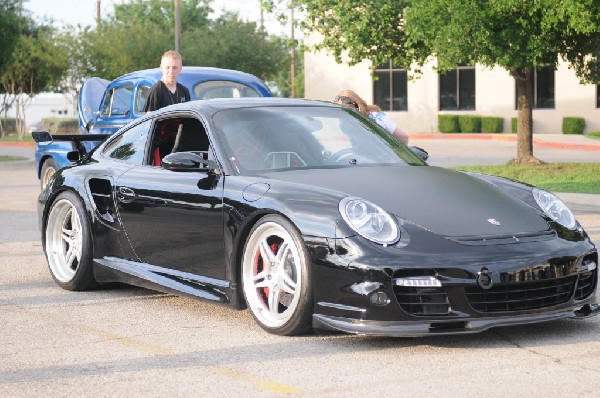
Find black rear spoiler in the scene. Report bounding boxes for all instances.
[32,131,111,162]
[32,131,110,144]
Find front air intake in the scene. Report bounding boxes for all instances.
[466,276,576,313]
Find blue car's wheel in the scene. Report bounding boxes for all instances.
[44,191,96,290]
[241,215,313,335]
[40,158,58,190]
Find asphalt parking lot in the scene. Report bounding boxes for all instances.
[0,138,599,397]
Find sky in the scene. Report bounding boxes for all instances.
[24,0,289,35]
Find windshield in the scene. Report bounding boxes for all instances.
[212,105,424,173]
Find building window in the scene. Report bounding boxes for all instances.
[596,85,599,108]
[515,66,555,109]
[439,66,476,111]
[373,61,407,111]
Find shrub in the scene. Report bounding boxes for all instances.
[587,131,600,138]
[511,117,534,134]
[41,117,79,134]
[481,117,504,134]
[562,117,585,135]
[0,117,20,134]
[458,115,481,133]
[438,114,459,133]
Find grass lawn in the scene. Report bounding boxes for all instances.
[455,162,600,194]
[0,134,35,142]
[0,155,27,162]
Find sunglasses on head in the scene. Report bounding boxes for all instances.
[334,95,358,108]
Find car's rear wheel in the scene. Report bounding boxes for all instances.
[241,215,313,335]
[40,158,58,190]
[45,191,96,290]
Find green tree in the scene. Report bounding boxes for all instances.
[0,0,23,77]
[0,0,25,136]
[295,0,600,163]
[74,0,211,80]
[75,0,290,88]
[1,23,69,138]
[182,12,289,82]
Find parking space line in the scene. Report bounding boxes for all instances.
[211,366,302,394]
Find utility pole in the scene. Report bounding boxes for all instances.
[290,2,295,98]
[259,0,264,32]
[96,0,101,27]
[174,0,181,52]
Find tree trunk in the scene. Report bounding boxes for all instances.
[512,68,542,164]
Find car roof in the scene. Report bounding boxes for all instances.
[110,66,269,88]
[149,97,340,116]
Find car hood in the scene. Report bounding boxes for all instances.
[78,77,110,132]
[263,165,549,238]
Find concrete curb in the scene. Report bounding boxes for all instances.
[0,142,36,169]
[410,133,600,151]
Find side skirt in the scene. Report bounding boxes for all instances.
[93,256,241,307]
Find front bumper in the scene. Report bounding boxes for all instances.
[313,302,600,336]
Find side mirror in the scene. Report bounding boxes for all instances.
[161,151,220,173]
[85,112,99,132]
[409,146,429,163]
[67,151,81,162]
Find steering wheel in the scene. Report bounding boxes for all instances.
[328,148,359,164]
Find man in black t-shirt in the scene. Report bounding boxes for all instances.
[144,50,191,112]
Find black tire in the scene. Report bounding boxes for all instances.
[241,215,313,335]
[44,191,97,291]
[40,158,58,190]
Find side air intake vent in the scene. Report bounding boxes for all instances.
[88,178,116,223]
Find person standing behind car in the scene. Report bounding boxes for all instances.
[333,89,409,145]
[144,50,191,112]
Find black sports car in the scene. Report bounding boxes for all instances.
[35,97,598,336]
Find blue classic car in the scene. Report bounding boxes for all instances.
[35,67,273,188]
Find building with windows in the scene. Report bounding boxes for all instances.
[4,93,74,129]
[305,50,600,135]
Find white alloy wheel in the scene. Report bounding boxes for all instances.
[242,216,312,335]
[45,192,96,290]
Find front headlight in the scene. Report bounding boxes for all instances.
[339,197,399,245]
[533,188,576,229]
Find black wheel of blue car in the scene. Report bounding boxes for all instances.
[241,215,313,335]
[40,158,58,190]
[44,191,96,291]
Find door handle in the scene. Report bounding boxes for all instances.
[117,187,136,203]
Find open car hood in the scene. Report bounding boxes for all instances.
[266,166,550,238]
[78,77,109,132]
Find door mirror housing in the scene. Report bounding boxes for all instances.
[161,151,219,173]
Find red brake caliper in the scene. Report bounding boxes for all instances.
[254,240,280,306]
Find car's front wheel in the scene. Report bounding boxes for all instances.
[44,191,96,290]
[40,158,58,190]
[241,215,313,335]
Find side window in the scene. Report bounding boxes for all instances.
[439,66,476,110]
[135,85,151,114]
[100,84,133,116]
[194,80,261,99]
[149,117,210,166]
[374,61,408,111]
[514,66,555,109]
[102,120,152,165]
